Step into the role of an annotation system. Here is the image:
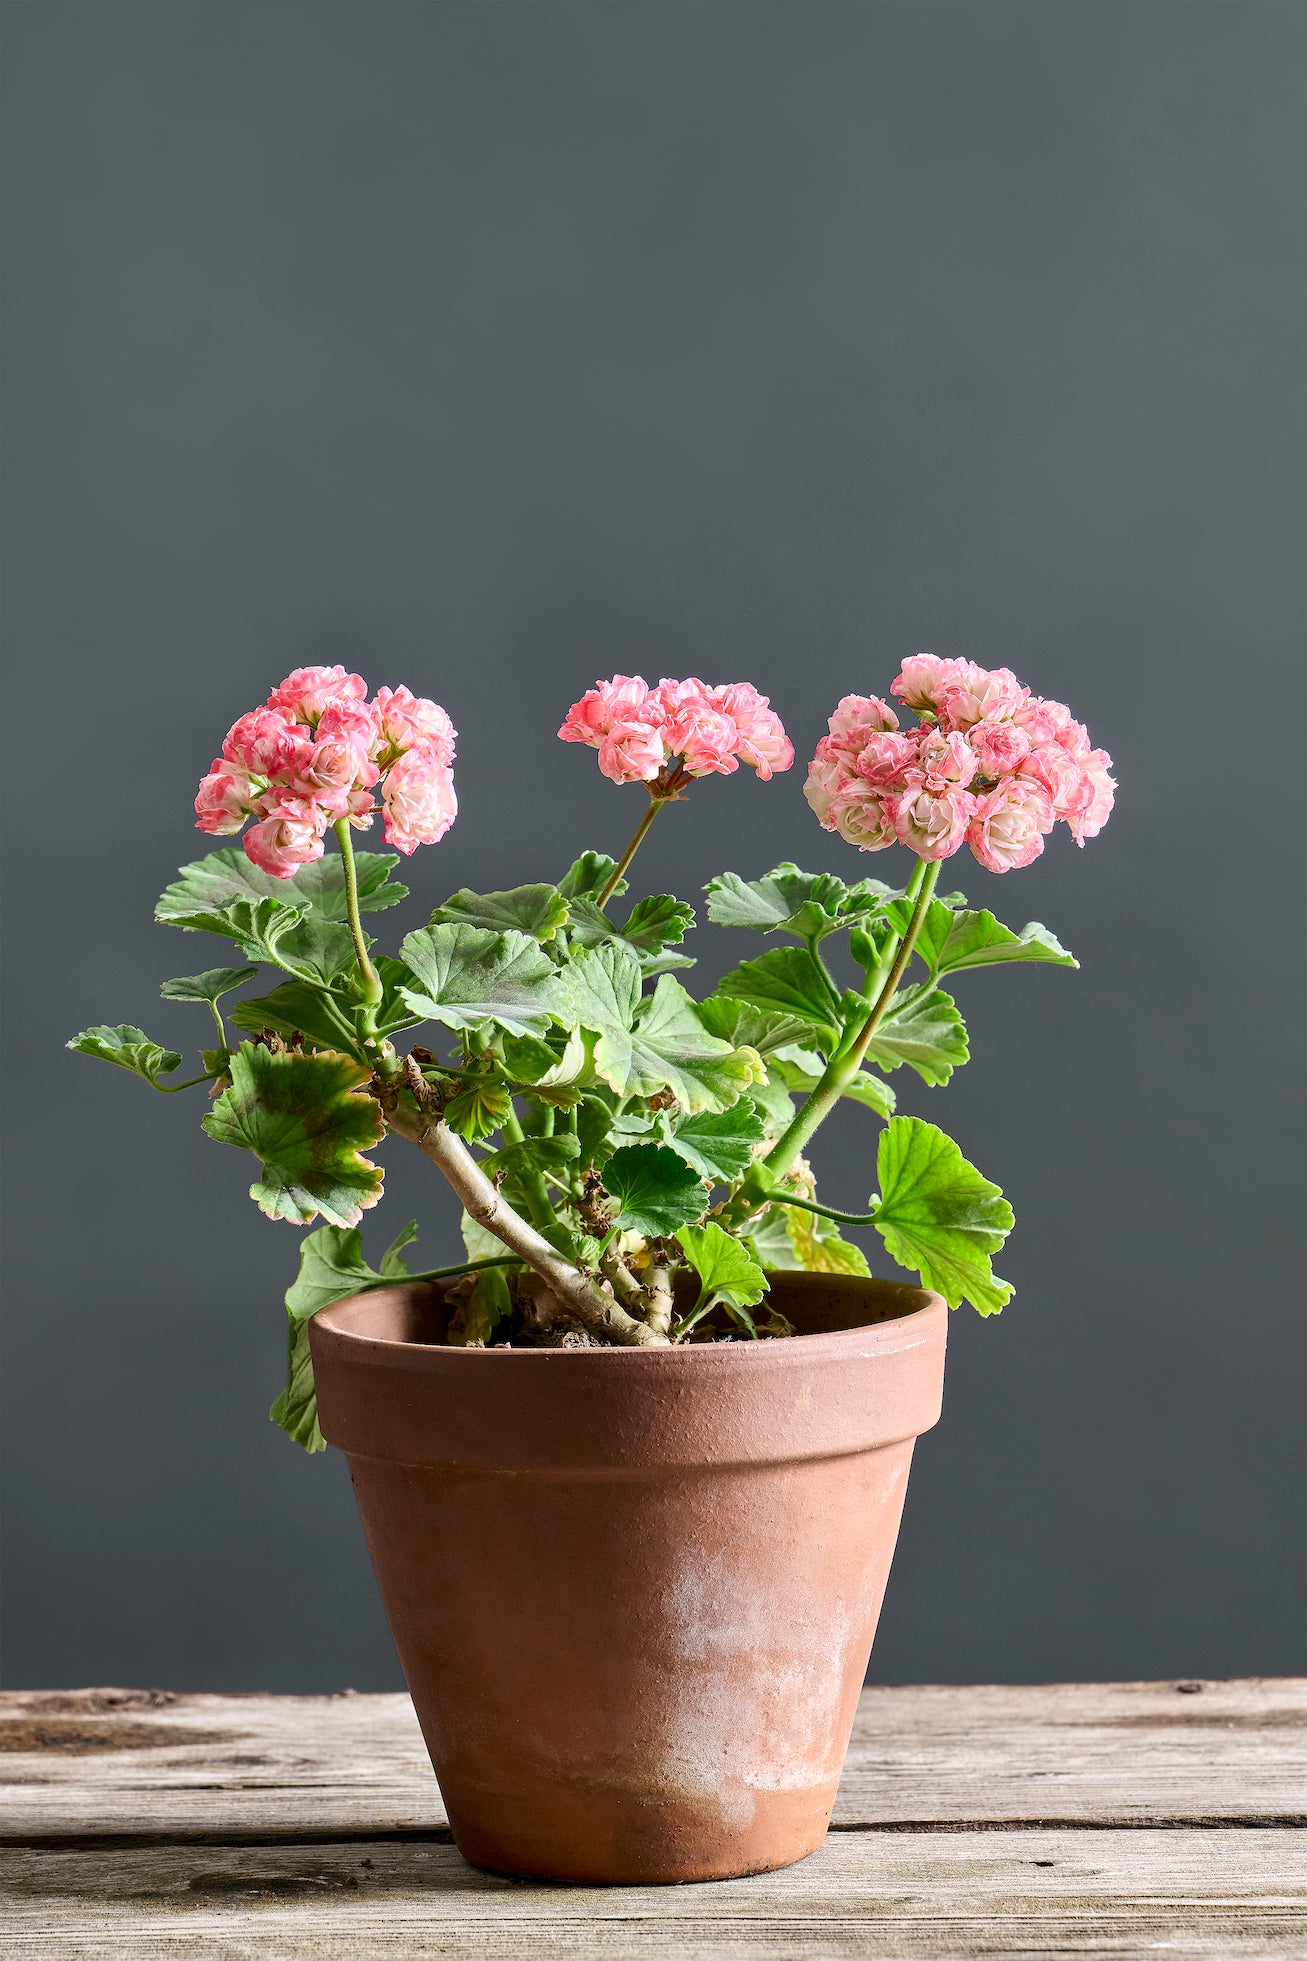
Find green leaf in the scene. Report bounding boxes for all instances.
[865,985,969,1087]
[630,976,766,1113]
[675,1222,768,1308]
[157,845,406,926]
[746,1071,799,1143]
[784,1205,871,1278]
[570,893,695,958]
[379,1220,419,1277]
[715,948,842,1047]
[746,1207,804,1270]
[576,1094,617,1172]
[558,852,625,902]
[603,1143,708,1236]
[398,925,563,1038]
[67,1024,182,1087]
[663,1104,765,1184]
[160,966,258,1005]
[873,1116,1014,1316]
[498,1027,589,1093]
[203,1044,384,1227]
[557,950,763,1114]
[431,884,570,942]
[697,995,821,1057]
[769,1047,898,1119]
[478,1133,581,1181]
[461,1265,512,1344]
[270,1315,325,1452]
[443,1080,515,1142]
[890,897,1078,982]
[705,864,896,941]
[282,1224,378,1319]
[231,981,365,1056]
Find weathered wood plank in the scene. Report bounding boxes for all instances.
[2,1680,1303,1841]
[1,1827,1302,1958]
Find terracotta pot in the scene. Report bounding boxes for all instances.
[310,1271,947,1884]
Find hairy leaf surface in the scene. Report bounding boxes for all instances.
[399,925,563,1037]
[889,897,1078,981]
[160,966,258,1005]
[715,947,842,1048]
[157,846,407,925]
[865,985,969,1087]
[431,884,570,942]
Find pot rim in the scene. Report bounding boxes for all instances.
[312,1269,947,1369]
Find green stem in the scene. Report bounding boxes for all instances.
[733,858,941,1210]
[756,1189,878,1227]
[401,1256,520,1283]
[596,796,666,910]
[157,1071,224,1093]
[334,819,384,1026]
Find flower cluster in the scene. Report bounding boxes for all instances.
[195,667,457,876]
[559,676,793,786]
[804,655,1114,872]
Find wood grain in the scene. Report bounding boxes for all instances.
[1,1682,1303,1957]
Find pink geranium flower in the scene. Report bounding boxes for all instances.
[892,783,976,861]
[813,660,1112,867]
[195,762,263,835]
[382,747,458,854]
[559,676,793,787]
[266,665,369,727]
[968,777,1054,873]
[830,784,898,852]
[244,792,329,878]
[194,669,457,872]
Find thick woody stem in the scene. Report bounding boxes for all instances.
[381,1094,669,1347]
[643,1254,676,1339]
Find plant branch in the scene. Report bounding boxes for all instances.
[333,819,384,1026]
[728,857,941,1216]
[755,1189,878,1227]
[379,1090,669,1346]
[596,792,668,909]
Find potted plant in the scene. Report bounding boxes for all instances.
[71,656,1114,1882]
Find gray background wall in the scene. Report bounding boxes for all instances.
[3,0,1303,1692]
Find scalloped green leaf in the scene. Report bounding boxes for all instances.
[603,1142,708,1237]
[160,966,258,1005]
[873,1116,1014,1316]
[398,924,563,1038]
[273,1220,419,1453]
[431,884,570,942]
[67,1024,183,1087]
[558,852,626,902]
[888,897,1078,982]
[865,984,969,1087]
[705,864,897,941]
[157,846,407,926]
[663,1103,765,1184]
[203,1043,384,1227]
[715,947,842,1048]
[443,1080,515,1142]
[675,1221,768,1308]
[696,996,819,1057]
[570,893,695,957]
[557,950,762,1113]
[231,981,365,1056]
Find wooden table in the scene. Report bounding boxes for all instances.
[1,1680,1303,1956]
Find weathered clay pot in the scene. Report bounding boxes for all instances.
[310,1271,946,1884]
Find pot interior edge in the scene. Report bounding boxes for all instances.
[317,1271,941,1351]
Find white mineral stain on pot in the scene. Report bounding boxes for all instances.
[651,1549,860,1801]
